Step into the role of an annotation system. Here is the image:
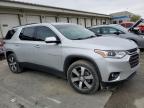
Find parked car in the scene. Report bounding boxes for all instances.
[120,20,144,34]
[129,19,144,35]
[138,24,144,33]
[0,39,5,56]
[120,22,134,28]
[4,23,139,94]
[88,24,144,49]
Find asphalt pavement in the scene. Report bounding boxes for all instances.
[105,52,144,108]
[0,60,111,108]
[0,52,143,108]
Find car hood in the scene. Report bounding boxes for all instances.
[70,36,137,50]
[129,19,144,30]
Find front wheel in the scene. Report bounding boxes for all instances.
[67,60,100,94]
[7,53,23,73]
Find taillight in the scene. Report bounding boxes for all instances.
[0,40,5,47]
[0,42,2,46]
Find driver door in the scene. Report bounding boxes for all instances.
[33,26,62,70]
[100,27,125,37]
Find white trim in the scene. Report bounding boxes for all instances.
[0,1,110,18]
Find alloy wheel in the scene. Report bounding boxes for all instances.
[8,56,17,72]
[70,66,94,90]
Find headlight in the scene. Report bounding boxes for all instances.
[94,49,127,59]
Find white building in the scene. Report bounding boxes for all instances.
[111,11,134,24]
[0,0,110,38]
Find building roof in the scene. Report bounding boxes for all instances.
[110,11,134,16]
[0,0,110,18]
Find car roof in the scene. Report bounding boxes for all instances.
[51,23,77,26]
[90,24,120,28]
[12,23,50,29]
[12,23,77,29]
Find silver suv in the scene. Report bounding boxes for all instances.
[4,23,140,94]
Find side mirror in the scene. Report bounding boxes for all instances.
[45,37,60,44]
[113,31,120,35]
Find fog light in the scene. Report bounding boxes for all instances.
[109,72,120,81]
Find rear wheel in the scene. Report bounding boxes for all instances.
[67,60,100,94]
[7,53,23,73]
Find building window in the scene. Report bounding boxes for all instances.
[113,21,117,24]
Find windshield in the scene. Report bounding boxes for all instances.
[114,24,129,32]
[54,24,95,40]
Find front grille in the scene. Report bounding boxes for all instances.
[129,54,139,68]
[127,48,138,54]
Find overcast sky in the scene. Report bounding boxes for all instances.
[14,0,144,17]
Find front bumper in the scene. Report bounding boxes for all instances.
[95,53,139,83]
[101,71,136,87]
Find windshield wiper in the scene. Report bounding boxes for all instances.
[73,35,99,40]
[73,38,86,40]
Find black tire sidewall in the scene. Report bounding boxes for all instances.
[67,60,100,94]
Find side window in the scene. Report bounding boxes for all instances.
[90,28,101,34]
[101,27,119,34]
[109,27,118,34]
[5,29,16,40]
[35,26,56,41]
[19,27,35,41]
[109,27,125,34]
[101,27,110,34]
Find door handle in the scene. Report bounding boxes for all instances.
[34,45,40,48]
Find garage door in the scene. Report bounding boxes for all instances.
[45,16,56,23]
[106,19,110,24]
[26,15,40,24]
[58,17,68,23]
[69,18,77,24]
[102,19,106,24]
[78,18,85,27]
[92,18,96,26]
[97,19,101,25]
[86,18,91,27]
[0,14,20,38]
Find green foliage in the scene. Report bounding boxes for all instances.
[130,15,141,22]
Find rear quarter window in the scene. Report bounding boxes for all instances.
[89,28,101,34]
[19,27,35,41]
[5,29,16,40]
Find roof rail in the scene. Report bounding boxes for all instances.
[13,23,38,28]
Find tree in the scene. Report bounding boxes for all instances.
[130,15,141,22]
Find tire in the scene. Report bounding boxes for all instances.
[7,53,23,73]
[67,60,100,94]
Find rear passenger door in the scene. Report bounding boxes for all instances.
[33,26,62,70]
[18,26,37,63]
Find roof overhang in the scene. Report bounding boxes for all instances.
[0,0,110,18]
